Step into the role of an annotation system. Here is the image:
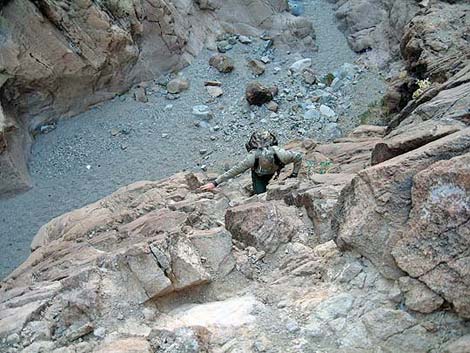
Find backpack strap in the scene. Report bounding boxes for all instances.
[252,149,261,171]
[273,152,285,179]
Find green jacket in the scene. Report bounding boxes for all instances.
[214,146,303,185]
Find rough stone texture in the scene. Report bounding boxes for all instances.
[398,276,444,314]
[332,0,419,64]
[0,106,31,195]
[245,81,274,106]
[371,120,465,165]
[333,128,470,280]
[392,153,470,318]
[94,338,153,353]
[209,53,235,73]
[400,2,470,81]
[444,335,470,353]
[295,184,344,244]
[1,132,469,352]
[0,172,235,344]
[225,201,307,253]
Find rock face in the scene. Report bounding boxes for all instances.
[330,1,470,319]
[0,107,31,195]
[0,0,315,196]
[332,0,419,63]
[393,153,470,318]
[225,201,307,253]
[0,172,235,346]
[334,128,470,279]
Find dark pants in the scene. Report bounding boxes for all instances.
[251,171,274,194]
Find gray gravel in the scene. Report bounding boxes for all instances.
[0,0,386,278]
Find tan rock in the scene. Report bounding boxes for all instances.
[398,277,444,314]
[392,152,470,318]
[333,128,470,280]
[265,101,279,112]
[372,120,464,165]
[444,335,470,353]
[225,201,306,253]
[302,68,317,85]
[134,86,148,103]
[209,54,235,73]
[247,59,266,76]
[167,77,190,94]
[94,338,153,353]
[206,85,224,98]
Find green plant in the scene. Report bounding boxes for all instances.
[323,73,335,86]
[412,78,431,100]
[305,159,334,178]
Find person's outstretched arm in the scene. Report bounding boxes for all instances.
[200,153,256,191]
[275,147,303,177]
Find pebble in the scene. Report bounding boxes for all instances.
[238,35,252,44]
[289,58,312,73]
[286,319,300,333]
[94,327,106,339]
[260,56,271,64]
[206,86,224,98]
[192,105,214,121]
[319,105,336,118]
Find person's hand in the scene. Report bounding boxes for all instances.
[200,182,216,191]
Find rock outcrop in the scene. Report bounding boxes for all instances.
[331,1,470,319]
[331,0,419,64]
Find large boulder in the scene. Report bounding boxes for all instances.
[392,153,470,318]
[225,201,307,253]
[332,0,419,64]
[245,81,274,106]
[333,128,470,280]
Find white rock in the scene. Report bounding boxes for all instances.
[319,105,336,118]
[169,296,260,329]
[260,56,271,64]
[304,109,321,121]
[289,58,312,73]
[206,86,223,97]
[238,35,252,44]
[192,105,214,121]
[94,327,106,339]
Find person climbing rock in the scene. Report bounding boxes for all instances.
[200,130,303,194]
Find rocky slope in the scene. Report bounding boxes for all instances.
[1,121,469,352]
[0,0,314,195]
[0,0,469,352]
[0,0,387,278]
